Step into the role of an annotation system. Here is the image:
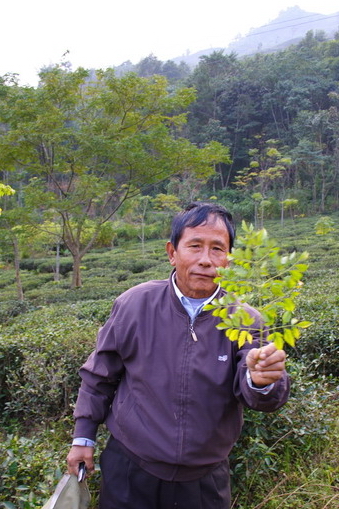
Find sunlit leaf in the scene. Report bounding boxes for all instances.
[297,321,313,328]
[238,330,247,348]
[284,328,296,347]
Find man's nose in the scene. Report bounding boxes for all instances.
[198,248,212,266]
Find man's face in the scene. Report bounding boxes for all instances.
[166,215,230,299]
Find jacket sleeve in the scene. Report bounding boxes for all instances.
[232,305,290,412]
[73,300,125,441]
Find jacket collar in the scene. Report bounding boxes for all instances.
[169,269,223,318]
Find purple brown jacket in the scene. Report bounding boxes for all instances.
[73,275,290,480]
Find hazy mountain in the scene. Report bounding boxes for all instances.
[172,6,339,67]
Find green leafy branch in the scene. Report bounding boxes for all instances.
[204,221,312,349]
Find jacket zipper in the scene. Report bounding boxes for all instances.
[190,322,198,342]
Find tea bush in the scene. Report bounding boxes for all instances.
[230,361,339,508]
[0,430,69,509]
[20,258,74,275]
[264,217,339,378]
[0,419,109,509]
[0,304,100,422]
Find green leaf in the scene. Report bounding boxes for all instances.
[241,311,255,327]
[291,327,301,339]
[283,298,296,311]
[295,263,308,272]
[261,309,277,326]
[219,308,228,319]
[268,332,284,350]
[246,332,253,344]
[282,310,292,324]
[203,304,215,311]
[296,321,313,329]
[284,328,296,347]
[228,313,240,327]
[290,270,302,280]
[227,329,240,342]
[216,323,228,330]
[244,247,252,260]
[238,330,248,348]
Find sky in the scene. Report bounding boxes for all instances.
[2,0,339,87]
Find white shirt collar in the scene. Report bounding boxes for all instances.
[171,272,220,307]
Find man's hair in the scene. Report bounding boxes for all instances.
[170,202,236,250]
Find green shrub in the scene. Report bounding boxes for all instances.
[20,258,73,275]
[230,361,339,508]
[0,433,64,508]
[0,300,37,324]
[0,269,15,289]
[294,293,339,377]
[0,305,99,423]
[0,418,109,509]
[113,222,139,242]
[73,299,113,323]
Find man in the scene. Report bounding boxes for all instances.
[67,202,289,509]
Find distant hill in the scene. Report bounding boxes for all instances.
[172,6,339,67]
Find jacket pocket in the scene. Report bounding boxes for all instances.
[114,391,136,434]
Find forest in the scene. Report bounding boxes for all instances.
[0,29,338,508]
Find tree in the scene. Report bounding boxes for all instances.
[281,198,298,225]
[315,216,335,235]
[0,66,229,287]
[161,60,190,83]
[0,206,30,302]
[125,195,152,256]
[0,183,26,301]
[185,52,238,189]
[234,138,292,226]
[22,219,64,280]
[292,110,335,212]
[135,54,163,77]
[0,183,15,214]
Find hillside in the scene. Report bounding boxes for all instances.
[173,6,339,67]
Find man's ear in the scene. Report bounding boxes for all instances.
[166,241,176,266]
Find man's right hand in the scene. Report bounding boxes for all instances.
[67,446,95,476]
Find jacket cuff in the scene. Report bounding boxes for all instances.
[73,417,99,442]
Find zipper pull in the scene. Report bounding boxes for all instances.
[190,323,198,342]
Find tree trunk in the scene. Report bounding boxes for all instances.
[260,206,264,229]
[320,163,326,213]
[254,203,258,230]
[71,253,82,288]
[54,241,61,282]
[12,236,24,302]
[140,220,145,257]
[217,163,225,189]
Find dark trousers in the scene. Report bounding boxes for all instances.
[99,438,231,509]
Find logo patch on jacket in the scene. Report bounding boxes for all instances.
[218,355,228,362]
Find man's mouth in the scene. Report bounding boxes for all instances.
[192,273,215,279]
